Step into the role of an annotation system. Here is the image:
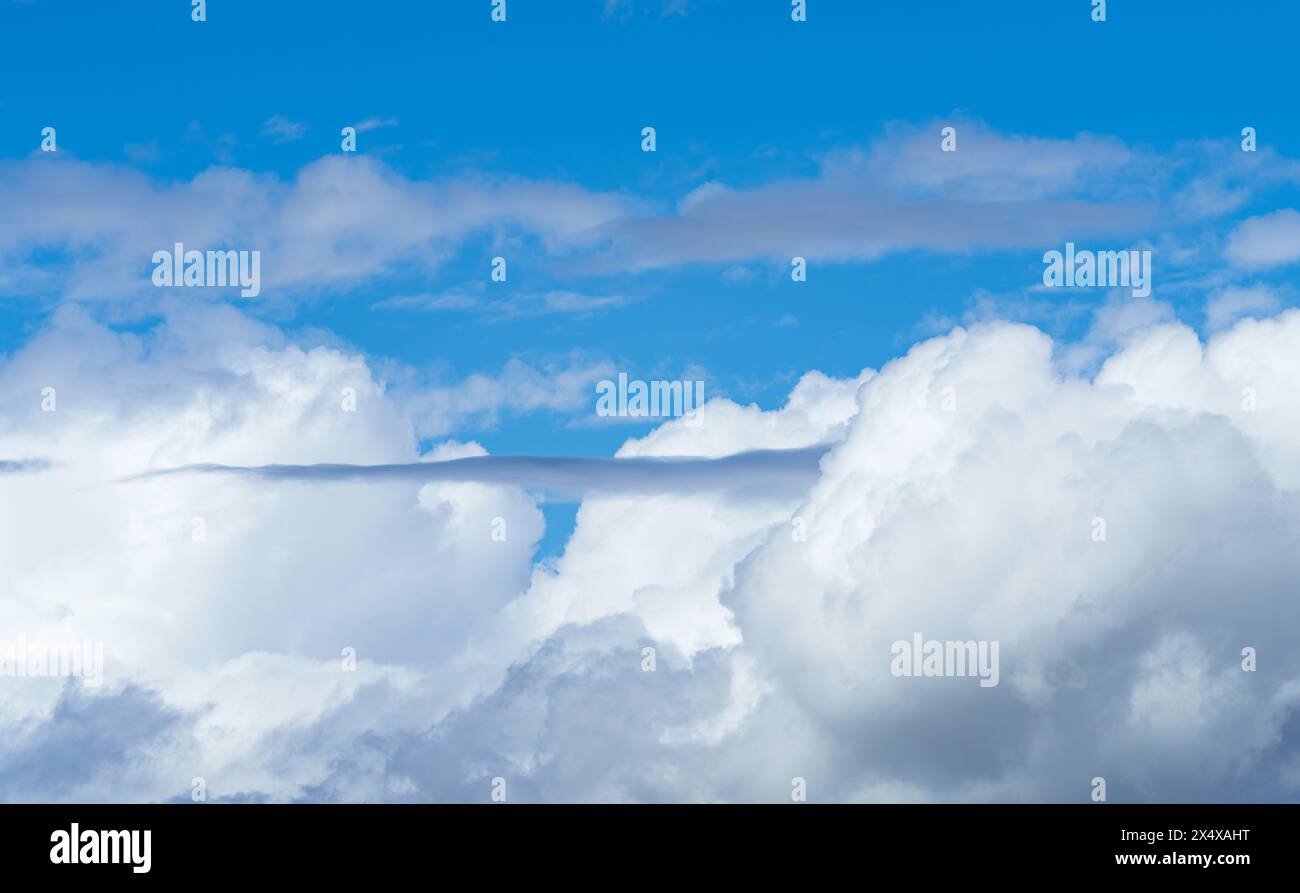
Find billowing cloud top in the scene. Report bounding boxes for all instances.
[1,298,1298,803]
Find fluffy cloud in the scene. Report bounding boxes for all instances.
[712,314,1300,801]
[0,155,628,302]
[0,303,542,799]
[1225,209,1300,269]
[1,300,1297,802]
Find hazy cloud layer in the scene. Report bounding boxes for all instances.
[6,122,1297,304]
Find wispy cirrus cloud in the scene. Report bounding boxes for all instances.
[602,0,699,20]
[354,117,399,133]
[261,114,307,144]
[398,353,619,439]
[372,286,637,320]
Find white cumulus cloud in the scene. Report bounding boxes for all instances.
[1,302,1298,803]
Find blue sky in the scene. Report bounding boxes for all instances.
[4,2,1296,466]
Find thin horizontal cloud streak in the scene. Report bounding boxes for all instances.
[573,186,1157,273]
[565,122,1300,274]
[122,446,830,500]
[372,287,637,320]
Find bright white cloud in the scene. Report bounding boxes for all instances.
[2,302,1297,802]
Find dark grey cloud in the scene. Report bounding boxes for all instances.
[296,615,740,804]
[0,683,197,803]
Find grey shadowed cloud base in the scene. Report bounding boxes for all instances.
[0,458,50,474]
[121,447,831,501]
